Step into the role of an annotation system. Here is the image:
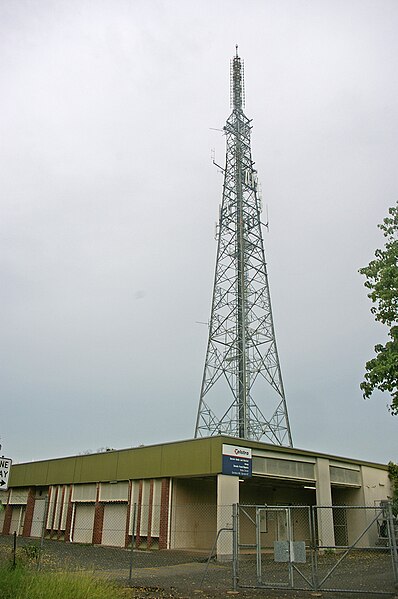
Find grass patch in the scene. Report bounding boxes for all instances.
[0,564,129,599]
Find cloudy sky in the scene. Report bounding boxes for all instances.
[1,0,397,465]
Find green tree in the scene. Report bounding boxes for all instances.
[359,202,398,415]
[388,461,398,516]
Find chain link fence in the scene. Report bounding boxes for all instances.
[1,499,397,595]
[0,501,233,589]
[235,503,398,595]
[312,504,397,594]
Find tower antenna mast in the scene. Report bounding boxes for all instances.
[195,49,292,446]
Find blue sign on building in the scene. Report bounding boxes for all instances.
[222,444,252,478]
[222,454,252,477]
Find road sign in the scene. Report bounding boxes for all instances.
[0,457,12,491]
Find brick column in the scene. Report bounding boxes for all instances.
[92,483,103,545]
[0,490,9,534]
[159,478,170,550]
[3,505,12,535]
[92,503,104,545]
[22,487,35,537]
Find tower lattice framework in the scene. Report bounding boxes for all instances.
[195,50,292,446]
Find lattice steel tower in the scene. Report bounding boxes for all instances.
[195,49,292,446]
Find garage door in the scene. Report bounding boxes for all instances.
[102,503,128,547]
[73,504,95,544]
[31,498,47,537]
[9,506,25,535]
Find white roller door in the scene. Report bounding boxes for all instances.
[9,506,25,535]
[73,504,95,544]
[102,503,128,547]
[30,498,47,538]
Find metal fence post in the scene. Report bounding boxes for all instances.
[387,502,398,584]
[37,496,49,571]
[311,505,319,591]
[232,503,238,591]
[12,531,17,569]
[129,503,137,581]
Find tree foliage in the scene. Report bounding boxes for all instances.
[359,202,398,415]
[388,461,398,516]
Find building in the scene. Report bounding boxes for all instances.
[0,435,391,555]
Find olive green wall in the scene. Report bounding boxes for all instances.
[9,437,225,487]
[9,435,388,488]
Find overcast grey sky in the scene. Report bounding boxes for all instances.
[1,0,397,465]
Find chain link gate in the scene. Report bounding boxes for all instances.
[234,503,398,595]
[234,505,314,591]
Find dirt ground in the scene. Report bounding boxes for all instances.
[121,558,398,599]
[1,536,397,599]
[124,587,398,599]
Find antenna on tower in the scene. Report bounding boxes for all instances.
[195,51,292,446]
[230,46,245,110]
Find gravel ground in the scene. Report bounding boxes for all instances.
[0,536,396,599]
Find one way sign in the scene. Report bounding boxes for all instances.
[0,458,12,491]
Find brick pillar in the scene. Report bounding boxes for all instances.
[22,487,35,537]
[159,478,170,550]
[92,483,103,545]
[92,503,104,545]
[0,490,9,534]
[147,480,154,549]
[3,504,12,535]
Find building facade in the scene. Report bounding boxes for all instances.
[0,436,391,554]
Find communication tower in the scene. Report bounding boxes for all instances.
[195,48,292,446]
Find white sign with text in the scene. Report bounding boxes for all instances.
[0,457,12,491]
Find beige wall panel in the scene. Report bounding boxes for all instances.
[217,475,238,558]
[171,478,216,549]
[102,503,128,547]
[53,486,62,529]
[128,481,140,535]
[100,482,129,502]
[361,466,391,506]
[140,480,151,537]
[46,487,56,529]
[151,479,162,538]
[72,484,97,502]
[60,486,70,530]
[73,504,95,544]
[9,488,29,505]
